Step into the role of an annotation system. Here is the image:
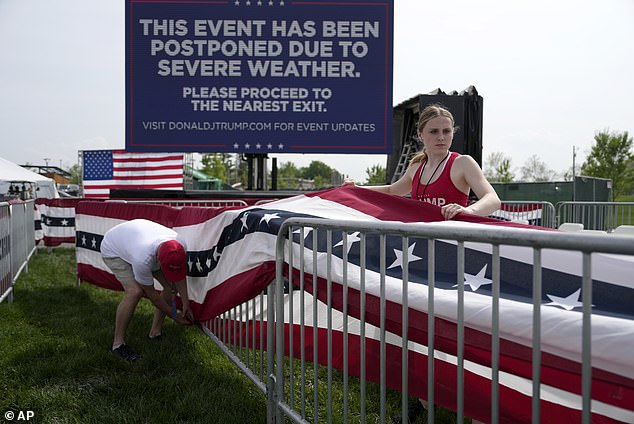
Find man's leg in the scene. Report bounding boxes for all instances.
[149,288,172,338]
[113,282,144,348]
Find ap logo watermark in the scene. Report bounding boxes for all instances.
[4,410,35,421]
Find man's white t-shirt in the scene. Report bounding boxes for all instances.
[100,219,187,286]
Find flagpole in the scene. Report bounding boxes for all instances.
[78,150,83,197]
[572,146,576,201]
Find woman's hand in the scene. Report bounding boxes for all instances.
[440,203,472,220]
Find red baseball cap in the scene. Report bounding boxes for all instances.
[158,240,187,282]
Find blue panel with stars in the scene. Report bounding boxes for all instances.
[125,0,393,154]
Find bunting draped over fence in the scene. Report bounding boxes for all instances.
[82,150,183,198]
[35,198,82,246]
[75,186,634,423]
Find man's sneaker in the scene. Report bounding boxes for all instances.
[111,344,141,362]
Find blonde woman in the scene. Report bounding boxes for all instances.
[343,104,500,220]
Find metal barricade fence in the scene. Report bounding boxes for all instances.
[0,203,11,303]
[0,200,36,304]
[121,199,248,208]
[490,201,556,228]
[556,201,634,231]
[200,217,634,424]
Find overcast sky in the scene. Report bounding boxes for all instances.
[1,0,633,182]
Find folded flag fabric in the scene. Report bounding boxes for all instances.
[75,186,634,423]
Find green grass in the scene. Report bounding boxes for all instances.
[0,249,266,424]
[1,248,460,424]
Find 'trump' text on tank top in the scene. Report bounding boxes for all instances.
[411,152,469,207]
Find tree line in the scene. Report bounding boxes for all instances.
[484,130,633,198]
[197,153,346,190]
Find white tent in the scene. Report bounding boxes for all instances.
[0,156,59,198]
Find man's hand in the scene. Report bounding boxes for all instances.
[174,313,192,325]
[181,304,195,323]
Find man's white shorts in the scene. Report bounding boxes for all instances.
[102,257,137,285]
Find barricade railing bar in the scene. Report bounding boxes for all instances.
[117,199,248,207]
[0,200,36,304]
[200,216,634,424]
[555,201,634,231]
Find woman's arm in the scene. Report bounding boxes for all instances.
[458,155,501,216]
[341,164,415,197]
[442,155,501,220]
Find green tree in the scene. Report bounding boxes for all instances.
[301,160,335,181]
[277,161,300,189]
[364,164,386,184]
[581,130,634,198]
[484,152,515,182]
[68,163,82,184]
[200,153,230,182]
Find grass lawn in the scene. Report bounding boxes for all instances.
[0,248,267,424]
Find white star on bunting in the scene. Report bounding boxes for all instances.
[545,288,587,311]
[240,212,250,231]
[461,264,492,292]
[388,242,423,270]
[260,213,281,227]
[334,231,361,254]
[293,227,314,237]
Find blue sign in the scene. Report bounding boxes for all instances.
[125,0,393,154]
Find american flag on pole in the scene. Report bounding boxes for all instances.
[75,187,634,423]
[82,150,183,198]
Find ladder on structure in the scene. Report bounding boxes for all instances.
[390,137,418,183]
